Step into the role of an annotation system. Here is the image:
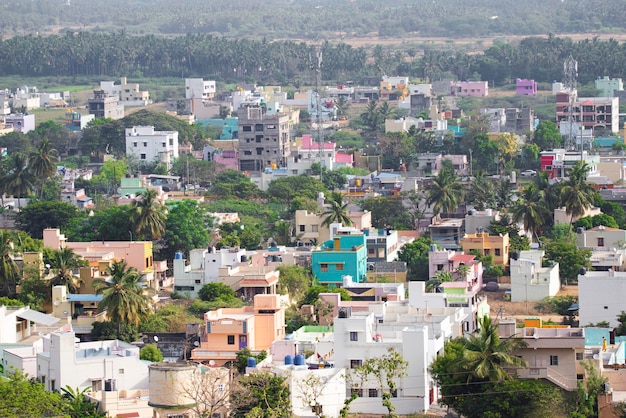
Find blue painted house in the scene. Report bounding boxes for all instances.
[311,234,367,287]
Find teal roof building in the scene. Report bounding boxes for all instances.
[311,234,367,287]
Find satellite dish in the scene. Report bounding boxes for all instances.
[153,336,159,342]
[194,341,200,347]
[209,360,216,366]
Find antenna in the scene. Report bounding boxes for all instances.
[314,45,324,185]
[563,55,578,151]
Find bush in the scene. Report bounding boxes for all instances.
[535,295,578,316]
[140,344,164,362]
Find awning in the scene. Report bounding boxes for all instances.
[16,309,61,327]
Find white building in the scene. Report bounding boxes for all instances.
[185,78,216,100]
[4,113,35,134]
[333,301,463,415]
[509,250,560,302]
[579,270,626,328]
[125,126,179,170]
[37,330,149,393]
[101,77,150,107]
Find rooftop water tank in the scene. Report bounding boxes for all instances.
[247,357,257,368]
[174,252,183,259]
[284,355,293,365]
[294,354,305,366]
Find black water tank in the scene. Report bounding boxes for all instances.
[510,252,520,261]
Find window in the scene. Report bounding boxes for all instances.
[495,248,501,256]
[312,225,318,233]
[118,369,125,374]
[350,332,358,341]
[140,154,146,160]
[350,359,362,369]
[195,279,201,284]
[133,142,137,147]
[437,264,444,271]
[227,335,235,345]
[336,264,344,271]
[216,384,225,393]
[368,389,378,397]
[162,142,166,147]
[550,355,559,366]
[320,264,328,272]
[598,237,605,247]
[484,249,491,256]
[299,225,305,232]
[576,352,584,361]
[143,142,147,147]
[350,388,363,397]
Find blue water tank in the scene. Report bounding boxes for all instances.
[363,229,369,236]
[284,355,293,365]
[175,252,183,259]
[294,354,305,366]
[247,357,257,368]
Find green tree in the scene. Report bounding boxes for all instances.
[533,120,563,150]
[130,189,167,241]
[277,265,312,302]
[467,172,496,210]
[560,161,596,228]
[3,153,35,209]
[160,199,210,260]
[360,349,408,417]
[198,282,236,302]
[231,372,291,418]
[61,386,105,418]
[210,169,259,199]
[234,348,268,374]
[17,201,81,239]
[140,343,164,362]
[543,240,591,285]
[321,192,352,227]
[397,237,434,281]
[94,260,151,337]
[47,247,87,294]
[0,370,69,417]
[65,204,134,242]
[509,184,549,242]
[360,196,413,229]
[267,176,326,207]
[29,138,58,199]
[426,270,455,292]
[0,233,20,297]
[426,166,465,216]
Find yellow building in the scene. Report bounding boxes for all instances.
[460,232,510,266]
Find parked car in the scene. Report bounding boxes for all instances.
[521,169,537,177]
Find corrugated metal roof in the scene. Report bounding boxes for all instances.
[16,309,61,327]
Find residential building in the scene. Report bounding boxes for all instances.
[100,77,150,106]
[498,318,585,391]
[509,250,560,302]
[429,217,465,250]
[427,247,483,287]
[50,285,106,336]
[60,184,94,209]
[380,75,409,101]
[384,116,447,134]
[294,209,372,245]
[238,104,290,173]
[465,208,500,234]
[87,90,124,120]
[577,225,626,250]
[65,111,95,131]
[579,270,626,328]
[43,228,157,289]
[311,233,367,286]
[554,205,602,225]
[450,81,488,97]
[595,76,623,98]
[516,78,537,96]
[333,301,463,414]
[460,231,510,266]
[0,92,9,115]
[37,331,149,393]
[366,261,408,283]
[342,276,406,301]
[191,294,285,365]
[0,305,64,345]
[125,126,179,171]
[540,149,600,179]
[286,134,337,175]
[4,113,35,134]
[365,228,400,262]
[505,107,535,133]
[185,78,216,100]
[556,91,619,134]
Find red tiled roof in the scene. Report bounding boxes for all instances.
[450,254,475,263]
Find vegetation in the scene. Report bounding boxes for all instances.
[139,344,164,362]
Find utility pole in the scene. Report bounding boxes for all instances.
[563,55,578,152]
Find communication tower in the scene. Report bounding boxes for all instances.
[563,55,578,150]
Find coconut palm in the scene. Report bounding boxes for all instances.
[3,153,35,210]
[458,316,528,382]
[0,233,19,297]
[29,139,58,198]
[321,192,353,227]
[426,166,465,216]
[509,184,549,242]
[467,172,496,210]
[94,260,151,336]
[560,161,596,227]
[455,263,472,280]
[130,189,167,241]
[426,270,454,293]
[48,247,87,294]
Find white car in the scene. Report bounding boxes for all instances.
[521,170,537,177]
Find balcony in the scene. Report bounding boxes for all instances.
[71,310,108,333]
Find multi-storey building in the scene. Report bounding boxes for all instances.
[100,77,150,106]
[595,76,623,98]
[311,233,367,286]
[556,91,619,134]
[238,104,290,173]
[579,270,626,328]
[460,231,510,266]
[3,113,35,134]
[516,78,537,96]
[88,90,124,120]
[125,126,179,171]
[509,250,560,302]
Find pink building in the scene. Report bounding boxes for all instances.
[42,228,158,289]
[428,247,483,292]
[213,149,239,171]
[516,78,537,96]
[335,152,354,168]
[191,294,286,366]
[451,81,488,97]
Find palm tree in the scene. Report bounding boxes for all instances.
[458,316,528,382]
[94,260,151,336]
[130,189,167,241]
[3,153,35,210]
[509,184,549,242]
[560,162,596,228]
[426,167,465,216]
[61,386,106,418]
[29,139,58,198]
[467,172,496,210]
[48,248,86,294]
[455,263,472,280]
[426,270,454,293]
[321,192,353,227]
[0,233,19,297]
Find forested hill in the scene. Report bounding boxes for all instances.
[2,0,626,40]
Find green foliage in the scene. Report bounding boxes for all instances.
[360,196,413,229]
[570,361,607,417]
[267,176,326,206]
[0,296,23,306]
[534,295,578,316]
[234,348,268,373]
[140,303,199,333]
[330,287,352,301]
[543,240,591,285]
[397,237,435,281]
[187,299,245,317]
[198,282,236,302]
[161,200,210,260]
[210,170,260,199]
[0,370,69,417]
[16,278,48,311]
[140,344,164,362]
[488,215,530,253]
[300,285,329,307]
[231,372,291,418]
[91,321,139,343]
[359,348,408,416]
[277,265,312,302]
[65,204,135,242]
[61,385,105,418]
[616,311,626,336]
[573,213,619,229]
[532,120,563,150]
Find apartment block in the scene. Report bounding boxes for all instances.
[451,81,488,97]
[460,231,510,266]
[88,90,124,120]
[238,105,290,173]
[125,126,179,171]
[556,91,619,134]
[311,233,367,286]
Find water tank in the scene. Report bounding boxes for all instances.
[294,354,305,366]
[576,227,584,234]
[485,208,493,216]
[342,275,353,287]
[579,268,587,276]
[510,252,520,261]
[271,164,277,169]
[148,362,196,410]
[174,252,183,259]
[247,357,257,368]
[430,244,438,252]
[284,355,294,365]
[355,179,362,186]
